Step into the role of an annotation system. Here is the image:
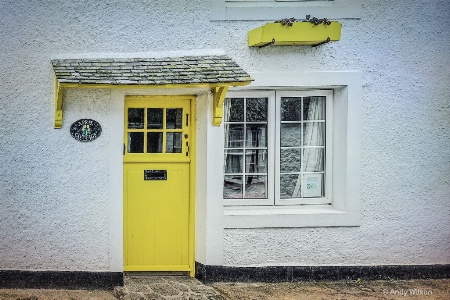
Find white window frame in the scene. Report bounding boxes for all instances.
[211,0,361,21]
[275,90,333,206]
[223,90,333,206]
[222,71,362,228]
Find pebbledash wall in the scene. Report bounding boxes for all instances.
[1,0,449,287]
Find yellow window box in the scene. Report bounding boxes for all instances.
[248,21,342,47]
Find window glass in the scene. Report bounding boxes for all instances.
[224,97,268,200]
[128,108,144,129]
[223,92,329,205]
[147,108,163,129]
[128,132,144,153]
[166,108,183,129]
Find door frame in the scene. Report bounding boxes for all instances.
[123,95,196,277]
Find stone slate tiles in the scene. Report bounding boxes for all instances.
[52,56,252,86]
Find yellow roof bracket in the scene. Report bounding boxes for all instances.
[54,78,63,129]
[212,85,229,126]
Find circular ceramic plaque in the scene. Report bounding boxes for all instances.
[70,119,102,142]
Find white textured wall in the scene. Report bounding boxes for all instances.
[0,0,449,270]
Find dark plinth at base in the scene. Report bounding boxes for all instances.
[195,262,450,284]
[0,270,124,290]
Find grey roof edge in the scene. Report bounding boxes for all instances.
[52,55,253,86]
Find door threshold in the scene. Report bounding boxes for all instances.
[124,271,190,277]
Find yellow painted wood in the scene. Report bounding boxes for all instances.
[124,96,196,276]
[54,77,63,128]
[212,86,229,126]
[248,21,342,47]
[53,81,251,128]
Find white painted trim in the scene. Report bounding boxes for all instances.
[108,90,125,272]
[195,92,226,266]
[211,0,361,20]
[224,71,362,228]
[224,205,361,228]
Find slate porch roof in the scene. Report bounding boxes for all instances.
[51,55,252,86]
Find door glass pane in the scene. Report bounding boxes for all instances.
[281,124,301,147]
[147,108,163,129]
[246,98,267,122]
[225,124,244,148]
[245,175,267,198]
[147,132,163,153]
[280,174,301,199]
[128,108,144,129]
[128,132,144,153]
[280,97,301,121]
[224,175,243,199]
[245,124,267,148]
[280,148,301,172]
[166,132,182,153]
[166,108,183,129]
[245,150,267,173]
[224,150,243,173]
[303,123,324,146]
[303,148,324,172]
[224,98,244,122]
[304,97,325,121]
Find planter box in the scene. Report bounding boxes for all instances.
[248,21,341,47]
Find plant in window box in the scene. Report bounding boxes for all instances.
[248,15,341,47]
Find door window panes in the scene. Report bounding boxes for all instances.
[147,108,163,129]
[147,132,163,153]
[128,108,144,129]
[166,132,182,153]
[128,132,144,153]
[166,108,183,129]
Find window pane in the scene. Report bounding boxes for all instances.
[280,174,301,199]
[128,132,144,153]
[224,150,244,173]
[303,148,324,172]
[225,124,244,148]
[281,97,301,121]
[147,108,163,129]
[224,175,243,199]
[224,98,244,122]
[147,132,163,153]
[280,148,301,172]
[281,124,301,147]
[128,108,144,129]
[304,97,325,121]
[246,98,267,122]
[303,122,325,146]
[245,150,267,173]
[303,173,324,198]
[166,132,182,153]
[166,108,183,129]
[245,124,267,148]
[245,175,267,198]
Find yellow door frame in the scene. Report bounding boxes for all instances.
[123,95,196,277]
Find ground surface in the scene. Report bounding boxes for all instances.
[0,279,448,299]
[212,279,450,300]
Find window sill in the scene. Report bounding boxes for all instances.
[224,205,361,228]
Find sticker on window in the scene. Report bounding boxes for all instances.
[303,174,322,198]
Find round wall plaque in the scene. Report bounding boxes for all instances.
[70,119,102,142]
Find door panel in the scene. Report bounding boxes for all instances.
[123,96,193,273]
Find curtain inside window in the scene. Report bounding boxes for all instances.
[292,96,324,197]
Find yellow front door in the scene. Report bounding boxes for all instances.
[123,95,194,275]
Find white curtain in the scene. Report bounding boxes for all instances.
[292,97,324,197]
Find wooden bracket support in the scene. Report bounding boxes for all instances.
[212,86,229,126]
[54,79,63,128]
